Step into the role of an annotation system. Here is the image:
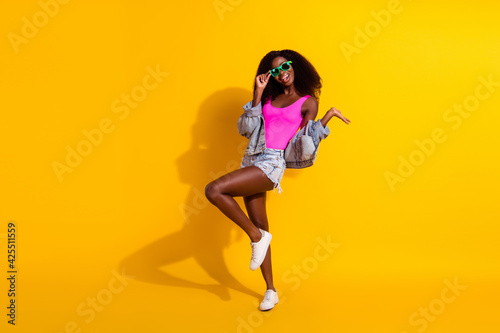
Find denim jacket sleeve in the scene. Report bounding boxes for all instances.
[284,118,330,169]
[236,100,262,138]
[237,100,267,156]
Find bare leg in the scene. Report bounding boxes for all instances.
[244,192,276,292]
[205,166,275,242]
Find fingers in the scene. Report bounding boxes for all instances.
[256,72,271,87]
[330,107,351,125]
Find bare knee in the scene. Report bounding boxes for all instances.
[205,181,220,204]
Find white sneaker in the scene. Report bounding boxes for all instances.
[259,289,279,311]
[249,228,272,271]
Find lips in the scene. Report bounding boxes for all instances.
[281,73,290,82]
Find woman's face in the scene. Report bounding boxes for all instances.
[270,56,294,87]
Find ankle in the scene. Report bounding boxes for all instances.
[251,229,263,243]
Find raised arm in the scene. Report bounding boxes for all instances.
[252,72,272,107]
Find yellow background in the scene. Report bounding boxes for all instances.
[1,0,499,332]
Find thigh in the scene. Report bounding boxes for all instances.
[212,166,275,197]
[244,192,269,231]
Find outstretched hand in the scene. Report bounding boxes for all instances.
[320,107,351,128]
[329,107,351,125]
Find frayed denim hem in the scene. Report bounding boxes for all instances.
[263,172,283,194]
[272,183,283,194]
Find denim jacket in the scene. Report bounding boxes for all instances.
[236,99,330,169]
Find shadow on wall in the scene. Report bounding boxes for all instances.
[119,88,264,302]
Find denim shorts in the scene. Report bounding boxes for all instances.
[240,148,286,194]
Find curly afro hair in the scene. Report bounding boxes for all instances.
[253,49,322,105]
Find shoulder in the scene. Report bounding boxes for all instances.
[303,95,318,108]
[302,96,318,114]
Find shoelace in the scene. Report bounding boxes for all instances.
[263,290,275,301]
[251,243,258,260]
[250,231,263,261]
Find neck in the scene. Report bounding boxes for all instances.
[282,85,297,96]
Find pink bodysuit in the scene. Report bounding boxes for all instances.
[262,95,311,150]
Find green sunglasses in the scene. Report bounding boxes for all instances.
[269,61,293,77]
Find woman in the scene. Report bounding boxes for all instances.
[205,49,350,311]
